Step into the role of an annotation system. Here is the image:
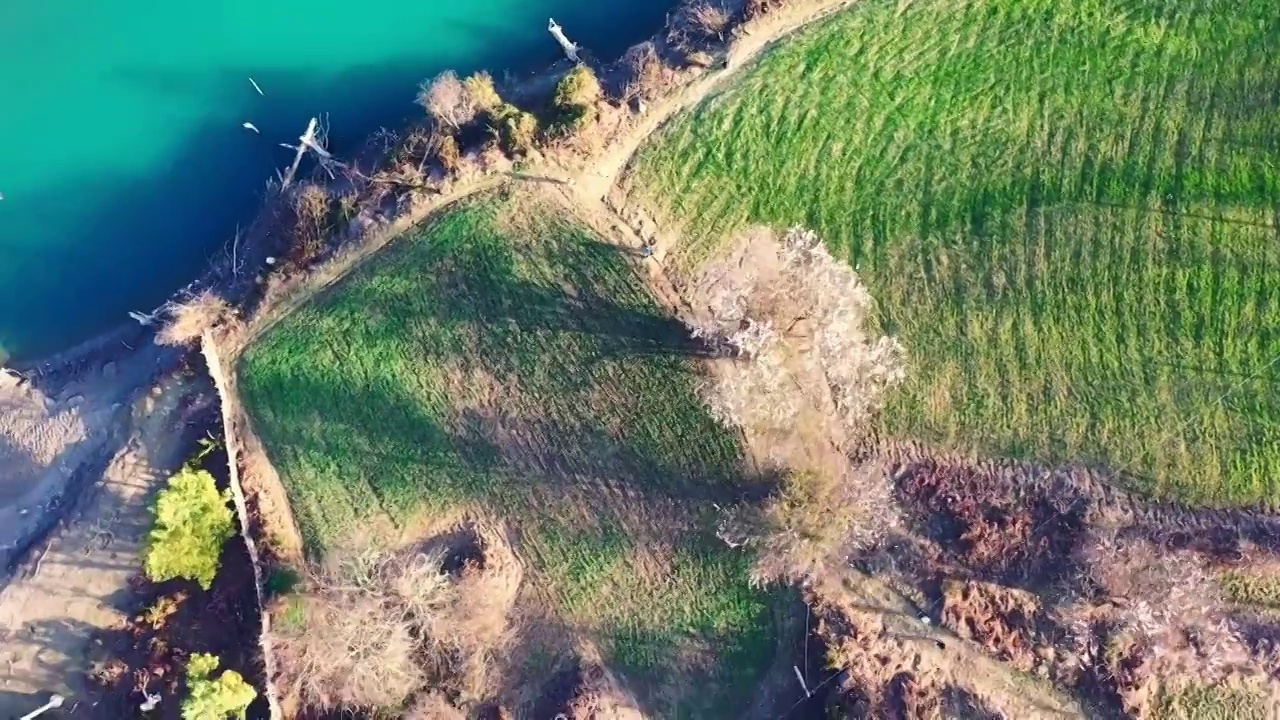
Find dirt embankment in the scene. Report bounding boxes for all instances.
[0,365,214,716]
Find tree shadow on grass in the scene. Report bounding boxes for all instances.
[245,355,785,718]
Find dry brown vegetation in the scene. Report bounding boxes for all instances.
[417,70,479,131]
[686,1,732,39]
[621,42,669,101]
[289,183,331,263]
[157,290,238,346]
[838,450,1280,717]
[271,525,521,715]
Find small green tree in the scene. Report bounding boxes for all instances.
[553,65,601,108]
[144,467,235,590]
[552,65,602,133]
[182,653,257,720]
[462,72,502,114]
[492,103,539,156]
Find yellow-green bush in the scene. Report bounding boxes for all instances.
[144,466,235,590]
[182,653,256,720]
[552,65,601,133]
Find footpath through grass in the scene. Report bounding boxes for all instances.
[632,0,1280,506]
[239,192,774,715]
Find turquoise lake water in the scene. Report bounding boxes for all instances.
[0,0,675,363]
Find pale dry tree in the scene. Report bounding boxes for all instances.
[700,319,801,433]
[751,464,898,585]
[417,70,479,130]
[687,1,731,39]
[156,290,237,346]
[693,227,906,443]
[274,550,451,710]
[1075,529,1255,683]
[276,535,522,713]
[776,227,906,433]
[276,589,425,710]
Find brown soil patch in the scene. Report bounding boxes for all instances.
[0,366,216,718]
[857,448,1280,717]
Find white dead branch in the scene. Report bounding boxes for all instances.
[249,77,265,96]
[548,18,581,62]
[128,309,161,326]
[280,116,347,187]
[19,694,64,720]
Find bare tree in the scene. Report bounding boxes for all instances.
[274,532,521,713]
[417,70,478,130]
[692,227,906,444]
[687,1,731,39]
[751,464,897,586]
[157,290,237,346]
[622,42,667,102]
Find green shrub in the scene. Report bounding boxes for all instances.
[144,467,235,590]
[552,66,602,134]
[182,653,257,720]
[275,595,307,632]
[492,103,539,156]
[554,65,601,108]
[264,566,301,598]
[462,72,502,114]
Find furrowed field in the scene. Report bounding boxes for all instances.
[240,193,775,715]
[631,0,1280,506]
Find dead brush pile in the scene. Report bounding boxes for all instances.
[689,227,905,451]
[271,527,522,715]
[689,228,905,586]
[156,290,239,346]
[940,580,1059,674]
[815,585,1003,719]
[891,457,1086,588]
[866,454,1280,716]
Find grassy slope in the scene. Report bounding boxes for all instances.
[632,0,1280,506]
[239,192,774,715]
[1154,684,1274,720]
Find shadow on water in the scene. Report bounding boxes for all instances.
[1,0,678,362]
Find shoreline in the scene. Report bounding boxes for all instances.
[0,15,629,379]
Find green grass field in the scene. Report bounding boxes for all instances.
[239,192,775,715]
[1154,684,1273,720]
[630,0,1280,506]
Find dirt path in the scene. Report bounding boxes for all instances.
[0,346,180,575]
[813,568,1085,718]
[0,370,213,716]
[571,0,860,202]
